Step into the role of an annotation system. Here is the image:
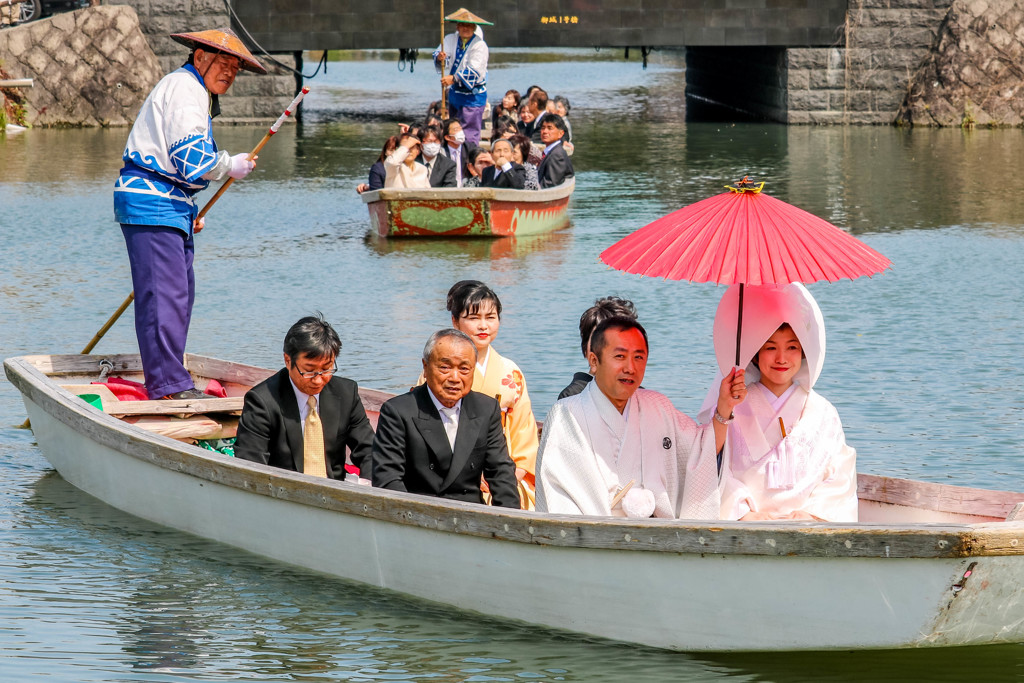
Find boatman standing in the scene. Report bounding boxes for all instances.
[114,29,265,400]
[434,8,491,146]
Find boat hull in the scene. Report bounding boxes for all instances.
[9,353,1024,652]
[362,180,574,238]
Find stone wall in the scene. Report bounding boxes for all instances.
[105,0,297,122]
[786,0,953,124]
[0,5,161,126]
[897,0,1024,126]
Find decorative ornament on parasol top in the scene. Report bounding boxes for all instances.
[599,177,892,367]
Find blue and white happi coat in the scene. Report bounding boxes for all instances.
[434,28,488,109]
[114,64,232,236]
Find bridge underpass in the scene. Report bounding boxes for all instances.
[231,0,849,123]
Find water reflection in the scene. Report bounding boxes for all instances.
[365,228,573,263]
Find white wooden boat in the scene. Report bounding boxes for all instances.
[7,352,1024,652]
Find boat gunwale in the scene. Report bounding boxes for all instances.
[7,353,1024,561]
[359,178,575,205]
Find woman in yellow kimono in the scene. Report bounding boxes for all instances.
[419,280,539,509]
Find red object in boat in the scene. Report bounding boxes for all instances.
[599,179,891,285]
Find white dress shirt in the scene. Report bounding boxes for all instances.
[427,387,462,450]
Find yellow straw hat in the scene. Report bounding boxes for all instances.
[170,28,267,74]
[444,8,493,25]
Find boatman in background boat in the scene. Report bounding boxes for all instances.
[536,317,746,519]
[434,8,491,146]
[113,28,264,400]
[234,314,375,481]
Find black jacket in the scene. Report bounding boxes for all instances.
[371,385,520,508]
[234,368,374,479]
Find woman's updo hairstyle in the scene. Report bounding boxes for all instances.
[446,280,502,320]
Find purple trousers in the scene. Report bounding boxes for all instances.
[452,104,485,146]
[121,225,196,399]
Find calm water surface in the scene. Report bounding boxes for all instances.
[1,49,1023,680]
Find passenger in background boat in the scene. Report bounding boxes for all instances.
[383,132,431,189]
[412,281,539,508]
[462,147,493,188]
[372,329,521,508]
[508,135,541,191]
[481,139,526,189]
[536,317,746,519]
[525,88,549,141]
[234,314,374,481]
[699,284,858,522]
[557,296,638,400]
[434,9,492,145]
[536,115,574,189]
[418,126,458,188]
[114,28,264,401]
[516,103,535,138]
[356,135,397,194]
[442,118,475,186]
[492,116,519,142]
[492,88,521,129]
[553,95,572,143]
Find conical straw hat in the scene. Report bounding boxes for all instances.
[170,28,267,74]
[445,8,493,25]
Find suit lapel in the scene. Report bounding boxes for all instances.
[440,394,482,491]
[277,371,305,472]
[412,386,454,471]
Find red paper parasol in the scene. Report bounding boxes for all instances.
[599,178,892,366]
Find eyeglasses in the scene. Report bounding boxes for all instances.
[294,365,337,379]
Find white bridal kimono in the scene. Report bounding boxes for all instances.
[719,382,858,521]
[699,283,859,522]
[536,382,721,520]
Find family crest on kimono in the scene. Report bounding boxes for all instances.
[416,281,540,509]
[536,317,747,519]
[698,283,859,522]
[434,8,491,146]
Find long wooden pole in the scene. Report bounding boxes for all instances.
[439,0,448,118]
[198,86,310,220]
[20,89,311,430]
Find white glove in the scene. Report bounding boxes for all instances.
[227,153,255,179]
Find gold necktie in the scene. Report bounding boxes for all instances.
[303,395,327,478]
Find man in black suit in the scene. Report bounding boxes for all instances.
[371,329,520,507]
[442,118,475,186]
[419,125,457,188]
[536,114,575,189]
[480,139,526,189]
[235,314,374,480]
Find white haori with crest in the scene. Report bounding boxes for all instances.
[536,381,720,520]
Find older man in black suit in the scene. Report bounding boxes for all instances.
[480,139,526,189]
[234,314,374,480]
[371,329,520,507]
[536,114,574,189]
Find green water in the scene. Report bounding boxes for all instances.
[1,49,1023,680]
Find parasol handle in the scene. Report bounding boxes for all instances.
[735,282,744,368]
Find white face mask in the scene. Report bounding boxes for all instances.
[422,142,441,158]
[453,131,466,144]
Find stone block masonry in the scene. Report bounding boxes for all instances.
[897,0,1024,126]
[785,0,954,124]
[105,0,296,123]
[0,5,162,126]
